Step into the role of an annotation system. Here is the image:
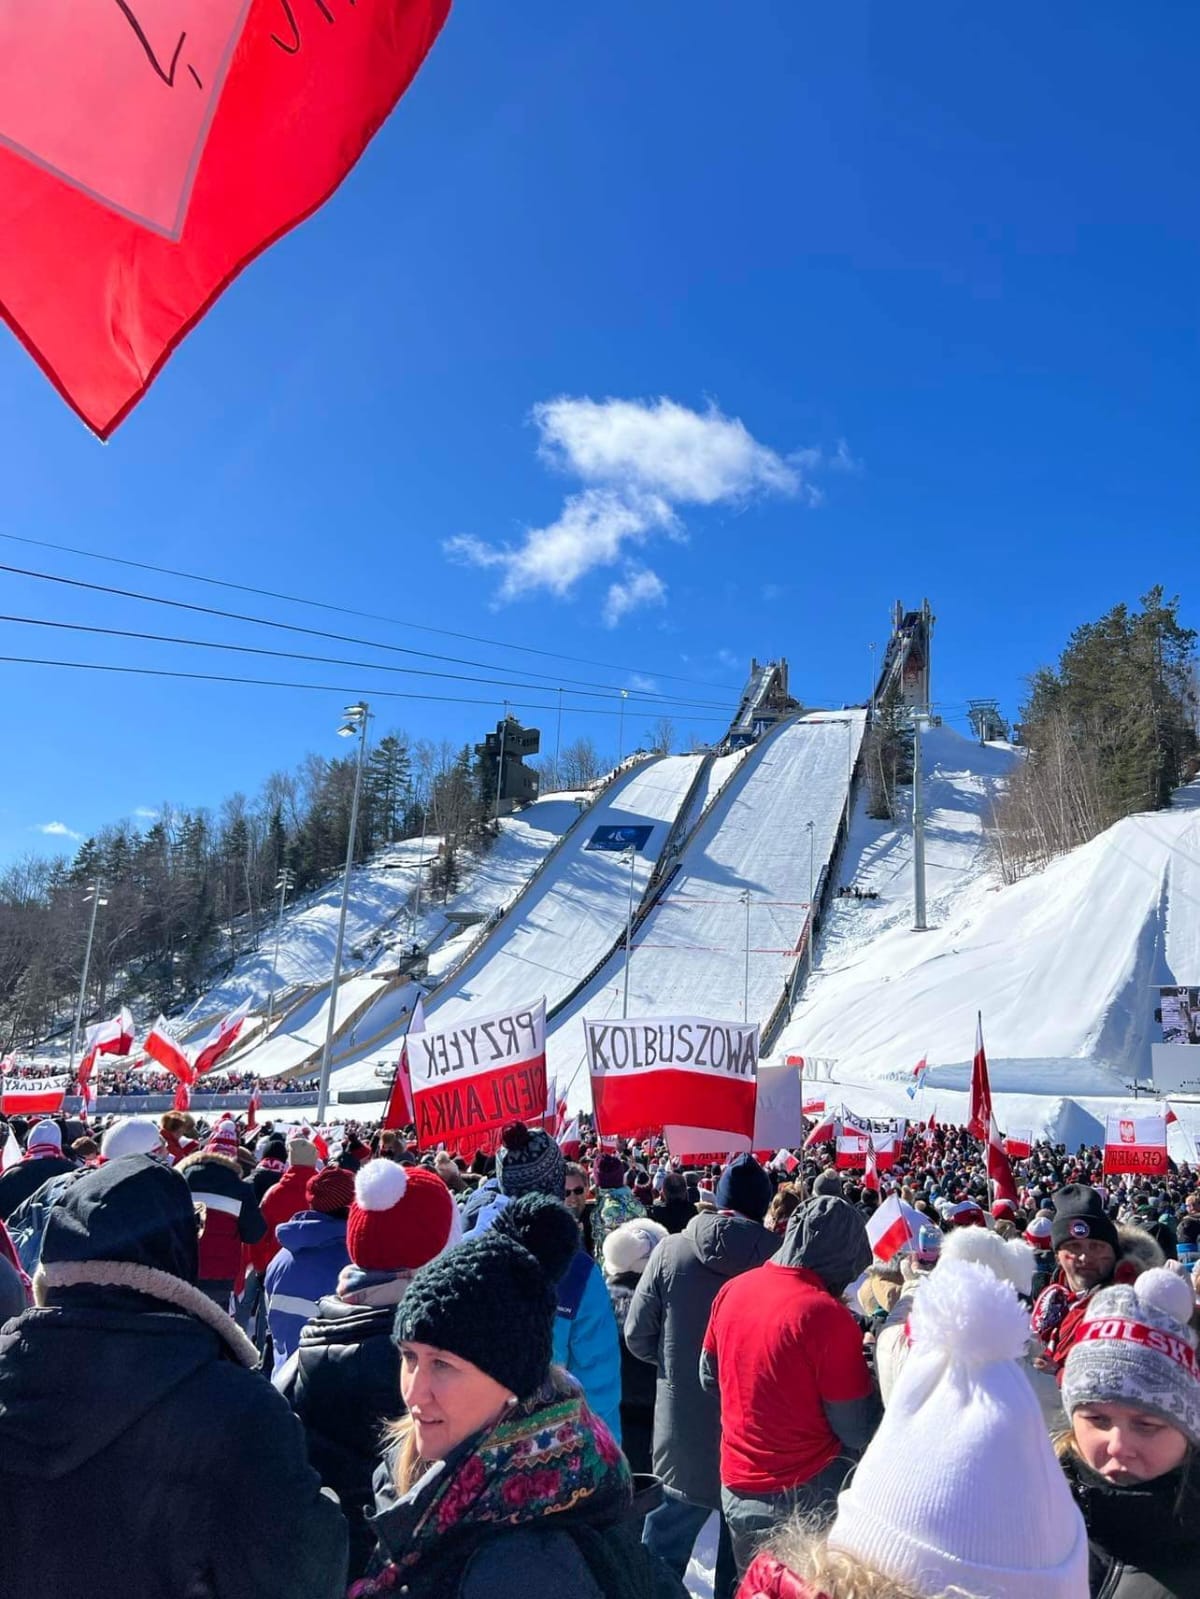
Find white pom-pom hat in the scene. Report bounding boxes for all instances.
[345,1159,461,1273]
[602,1218,668,1280]
[940,1223,1036,1298]
[827,1259,1089,1599]
[100,1118,165,1162]
[1063,1266,1200,1446]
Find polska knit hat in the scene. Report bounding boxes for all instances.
[827,1259,1089,1599]
[204,1120,240,1160]
[395,1192,578,1400]
[1062,1267,1200,1446]
[346,1160,460,1272]
[714,1153,772,1222]
[495,1122,566,1200]
[1051,1183,1119,1253]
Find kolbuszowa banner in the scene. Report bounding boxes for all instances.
[585,1016,758,1145]
[409,999,546,1151]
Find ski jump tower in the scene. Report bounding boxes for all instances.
[875,599,934,712]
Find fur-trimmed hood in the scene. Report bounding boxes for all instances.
[175,1149,244,1179]
[1116,1222,1166,1277]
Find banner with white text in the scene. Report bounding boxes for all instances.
[1102,1113,1168,1177]
[585,1015,758,1142]
[409,999,546,1151]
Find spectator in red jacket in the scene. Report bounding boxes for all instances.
[251,1137,321,1276]
[177,1120,266,1309]
[702,1194,879,1581]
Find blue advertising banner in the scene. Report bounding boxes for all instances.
[586,824,654,853]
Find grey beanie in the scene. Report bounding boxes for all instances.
[495,1122,566,1200]
[1063,1267,1200,1446]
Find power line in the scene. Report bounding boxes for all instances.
[0,614,734,713]
[0,560,730,706]
[0,531,742,693]
[0,653,732,722]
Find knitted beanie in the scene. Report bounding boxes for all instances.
[346,1160,460,1272]
[1052,1183,1119,1253]
[100,1118,164,1162]
[1062,1267,1200,1446]
[307,1166,356,1218]
[1025,1214,1055,1249]
[286,1136,320,1169]
[827,1259,1089,1599]
[27,1121,62,1153]
[495,1122,566,1199]
[204,1120,239,1161]
[714,1153,772,1222]
[593,1152,626,1191]
[394,1192,578,1399]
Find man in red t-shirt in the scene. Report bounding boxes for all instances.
[701,1194,880,1581]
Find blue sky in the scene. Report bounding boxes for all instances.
[1,1,1196,865]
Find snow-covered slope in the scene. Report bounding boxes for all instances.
[773,727,1200,1139]
[548,713,866,1098]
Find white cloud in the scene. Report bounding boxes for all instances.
[627,672,661,694]
[603,568,667,628]
[715,648,741,671]
[133,806,159,820]
[35,821,81,840]
[448,396,832,622]
[533,396,800,504]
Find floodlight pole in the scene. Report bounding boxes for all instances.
[317,703,370,1122]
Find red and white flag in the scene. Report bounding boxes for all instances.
[143,1017,194,1086]
[803,1108,840,1148]
[1,1079,67,1117]
[770,1148,800,1175]
[246,1084,262,1133]
[585,1016,758,1145]
[0,1,451,438]
[192,1000,251,1077]
[1103,1113,1169,1177]
[383,997,424,1132]
[173,1079,191,1113]
[542,1073,558,1136]
[77,1005,135,1087]
[802,1099,826,1116]
[987,1117,1021,1207]
[867,1195,922,1263]
[409,998,546,1150]
[1004,1128,1033,1160]
[923,1109,939,1144]
[863,1140,880,1193]
[968,1014,993,1142]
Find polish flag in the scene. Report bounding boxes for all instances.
[771,1148,800,1175]
[1004,1129,1033,1160]
[246,1084,262,1133]
[173,1079,191,1113]
[542,1074,558,1136]
[863,1140,880,1193]
[192,1000,252,1077]
[1103,1113,1169,1177]
[1166,1104,1179,1125]
[803,1108,840,1148]
[383,997,423,1132]
[77,1005,135,1087]
[987,1117,1021,1207]
[968,1014,993,1142]
[144,1018,194,1086]
[557,1117,582,1159]
[867,1195,922,1264]
[0,1,452,439]
[923,1109,939,1144]
[802,1099,826,1116]
[1,1080,67,1117]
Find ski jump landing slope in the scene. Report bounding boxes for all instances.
[550,712,867,1098]
[332,755,704,1092]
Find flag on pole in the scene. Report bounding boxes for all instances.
[906,1055,929,1100]
[542,1073,558,1135]
[1003,1129,1033,1159]
[246,1084,262,1134]
[77,1005,135,1088]
[557,1116,582,1159]
[968,1014,993,1142]
[803,1108,839,1148]
[383,996,423,1132]
[173,1079,191,1113]
[866,1195,921,1263]
[923,1108,939,1144]
[863,1139,880,1193]
[986,1117,1021,1207]
[144,1018,194,1086]
[192,1000,252,1077]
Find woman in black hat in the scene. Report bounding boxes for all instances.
[354,1194,683,1599]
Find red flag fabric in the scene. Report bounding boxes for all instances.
[1103,1114,1169,1177]
[0,1,451,438]
[192,1001,251,1077]
[245,1084,261,1133]
[968,1014,993,1142]
[77,1005,136,1088]
[866,1195,921,1263]
[144,1017,194,1085]
[383,997,423,1132]
[803,1109,839,1148]
[863,1140,880,1193]
[1004,1129,1033,1160]
[173,1079,191,1112]
[986,1117,1020,1207]
[585,1017,757,1145]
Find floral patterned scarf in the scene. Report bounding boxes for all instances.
[350,1380,630,1596]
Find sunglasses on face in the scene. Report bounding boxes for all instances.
[565,1186,586,1196]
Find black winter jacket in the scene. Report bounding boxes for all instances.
[0,1286,347,1599]
[277,1294,405,1580]
[607,1271,657,1477]
[1064,1451,1200,1598]
[0,1154,77,1222]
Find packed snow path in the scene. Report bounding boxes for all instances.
[550,713,866,1099]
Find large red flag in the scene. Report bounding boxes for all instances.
[0,1,451,438]
[986,1117,1020,1207]
[77,1006,135,1089]
[144,1017,194,1086]
[968,1013,993,1142]
[383,997,423,1132]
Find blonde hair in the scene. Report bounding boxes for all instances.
[768,1515,983,1599]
